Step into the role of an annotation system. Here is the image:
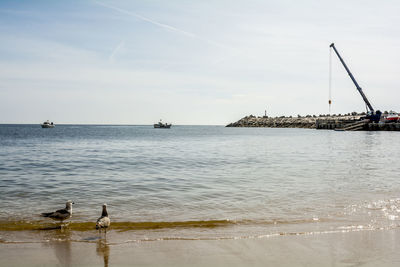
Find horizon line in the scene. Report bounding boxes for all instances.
[0,123,226,126]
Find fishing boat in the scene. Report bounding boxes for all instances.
[154,120,171,129]
[41,120,55,128]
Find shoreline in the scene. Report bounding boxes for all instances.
[1,227,400,266]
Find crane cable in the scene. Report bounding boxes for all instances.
[329,47,332,115]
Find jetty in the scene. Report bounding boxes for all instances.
[226,113,400,131]
[316,119,400,131]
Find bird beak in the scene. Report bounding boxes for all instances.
[72,202,75,204]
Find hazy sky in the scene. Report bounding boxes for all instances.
[1,0,399,124]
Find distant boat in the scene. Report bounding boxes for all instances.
[385,112,399,122]
[154,120,171,129]
[41,120,55,128]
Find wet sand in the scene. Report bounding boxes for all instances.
[2,228,400,266]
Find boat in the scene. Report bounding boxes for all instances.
[41,120,55,128]
[385,112,399,122]
[154,120,171,128]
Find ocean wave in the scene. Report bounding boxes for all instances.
[1,224,399,245]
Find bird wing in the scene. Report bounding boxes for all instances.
[41,212,53,217]
[55,209,70,214]
[47,209,71,220]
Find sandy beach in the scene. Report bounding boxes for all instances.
[1,228,400,266]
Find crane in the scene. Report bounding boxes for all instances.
[330,43,381,122]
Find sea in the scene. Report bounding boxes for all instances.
[1,124,400,243]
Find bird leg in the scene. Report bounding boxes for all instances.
[60,221,70,230]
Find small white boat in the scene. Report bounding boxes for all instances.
[41,120,55,128]
[154,120,171,129]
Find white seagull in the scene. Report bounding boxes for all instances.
[96,204,111,233]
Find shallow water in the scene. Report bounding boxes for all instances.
[1,125,400,242]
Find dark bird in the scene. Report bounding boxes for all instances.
[41,201,74,222]
[96,204,110,233]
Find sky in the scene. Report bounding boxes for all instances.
[0,0,399,125]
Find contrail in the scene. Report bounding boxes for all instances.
[94,1,232,50]
[109,40,125,62]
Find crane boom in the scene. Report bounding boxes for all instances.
[329,43,374,113]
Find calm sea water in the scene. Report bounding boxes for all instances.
[1,124,400,242]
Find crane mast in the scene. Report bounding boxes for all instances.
[329,43,375,113]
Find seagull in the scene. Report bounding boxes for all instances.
[96,204,110,233]
[41,201,74,222]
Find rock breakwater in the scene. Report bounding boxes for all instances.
[226,114,362,128]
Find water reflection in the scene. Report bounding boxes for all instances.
[96,239,110,267]
[42,227,72,267]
